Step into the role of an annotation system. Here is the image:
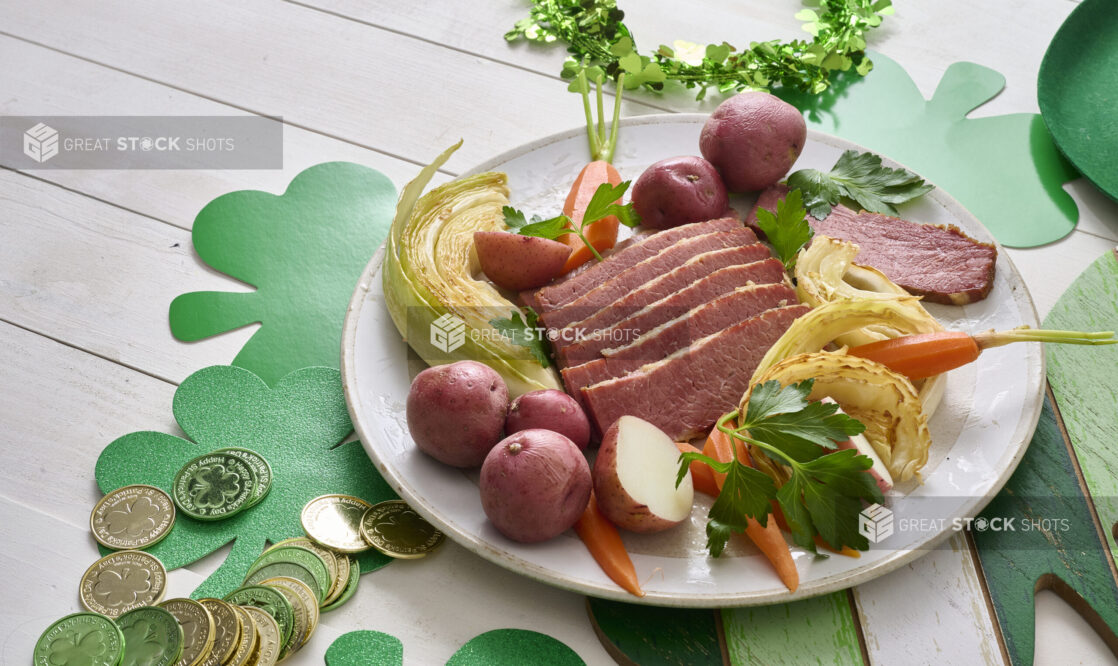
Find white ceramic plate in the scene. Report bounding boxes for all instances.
[341,114,1044,607]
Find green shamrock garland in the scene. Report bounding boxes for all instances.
[94,365,398,599]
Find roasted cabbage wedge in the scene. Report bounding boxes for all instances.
[744,352,932,484]
[383,141,561,396]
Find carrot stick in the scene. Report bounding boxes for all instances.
[847,328,1116,381]
[702,427,799,592]
[676,441,720,497]
[574,492,644,597]
[559,160,622,274]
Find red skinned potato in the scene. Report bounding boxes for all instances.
[406,360,509,468]
[699,91,807,192]
[505,389,591,451]
[593,416,695,533]
[474,231,571,291]
[480,429,592,543]
[632,156,729,230]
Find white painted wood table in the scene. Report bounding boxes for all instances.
[2,1,1116,664]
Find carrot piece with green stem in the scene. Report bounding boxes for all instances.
[847,328,1117,381]
[676,441,720,497]
[574,491,644,597]
[702,426,800,592]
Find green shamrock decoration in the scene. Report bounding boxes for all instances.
[94,364,397,599]
[324,629,585,665]
[169,162,397,386]
[775,51,1079,248]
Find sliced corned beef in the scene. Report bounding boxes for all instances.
[581,304,810,440]
[556,262,779,367]
[538,227,760,330]
[747,185,997,304]
[561,283,797,400]
[556,254,786,362]
[525,217,741,312]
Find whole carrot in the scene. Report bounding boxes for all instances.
[702,427,800,592]
[574,492,644,597]
[847,328,1117,381]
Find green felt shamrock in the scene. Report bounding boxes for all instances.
[775,51,1079,248]
[94,365,397,599]
[324,629,584,665]
[169,162,397,386]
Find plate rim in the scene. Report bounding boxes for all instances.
[341,114,1045,606]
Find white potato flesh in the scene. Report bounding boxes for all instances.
[616,416,694,522]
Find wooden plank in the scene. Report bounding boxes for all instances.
[972,393,1118,665]
[1044,249,1118,557]
[853,534,1003,665]
[0,0,663,175]
[1004,234,1118,319]
[0,36,448,230]
[586,598,724,666]
[721,592,863,665]
[0,169,250,383]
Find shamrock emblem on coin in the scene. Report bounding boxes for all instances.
[119,619,164,665]
[376,510,435,549]
[95,366,398,599]
[93,567,154,607]
[47,630,109,665]
[190,464,243,509]
[105,496,161,539]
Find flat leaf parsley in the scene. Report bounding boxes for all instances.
[503,181,639,262]
[677,379,882,556]
[489,307,552,368]
[754,188,813,272]
[787,149,934,219]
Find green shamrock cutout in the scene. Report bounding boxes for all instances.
[324,629,584,665]
[94,365,397,599]
[169,162,397,386]
[776,51,1079,248]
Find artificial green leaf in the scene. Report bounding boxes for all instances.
[490,308,551,368]
[754,188,813,271]
[168,163,397,386]
[94,366,397,599]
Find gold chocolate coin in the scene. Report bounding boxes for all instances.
[300,495,372,553]
[79,550,167,617]
[325,548,351,606]
[197,598,240,665]
[239,605,281,666]
[360,500,445,559]
[90,484,175,550]
[265,537,340,602]
[260,576,319,649]
[226,606,257,666]
[158,598,215,666]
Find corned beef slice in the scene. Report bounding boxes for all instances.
[525,217,741,312]
[554,252,781,367]
[581,304,810,440]
[538,227,760,331]
[747,185,996,305]
[556,261,781,367]
[561,283,797,399]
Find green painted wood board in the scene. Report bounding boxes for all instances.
[973,394,1118,664]
[721,592,863,666]
[586,598,724,665]
[1044,249,1118,558]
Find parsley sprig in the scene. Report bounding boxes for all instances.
[676,380,882,556]
[507,0,894,100]
[787,150,934,219]
[755,188,813,272]
[503,181,640,262]
[489,307,551,368]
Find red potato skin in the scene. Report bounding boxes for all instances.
[632,156,729,230]
[479,429,592,543]
[592,419,685,533]
[699,91,807,192]
[505,389,592,451]
[406,361,509,468]
[474,231,572,291]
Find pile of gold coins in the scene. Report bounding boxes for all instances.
[34,454,445,665]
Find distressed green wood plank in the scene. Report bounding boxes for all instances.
[721,592,863,666]
[1044,249,1118,558]
[586,598,724,666]
[973,394,1118,664]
